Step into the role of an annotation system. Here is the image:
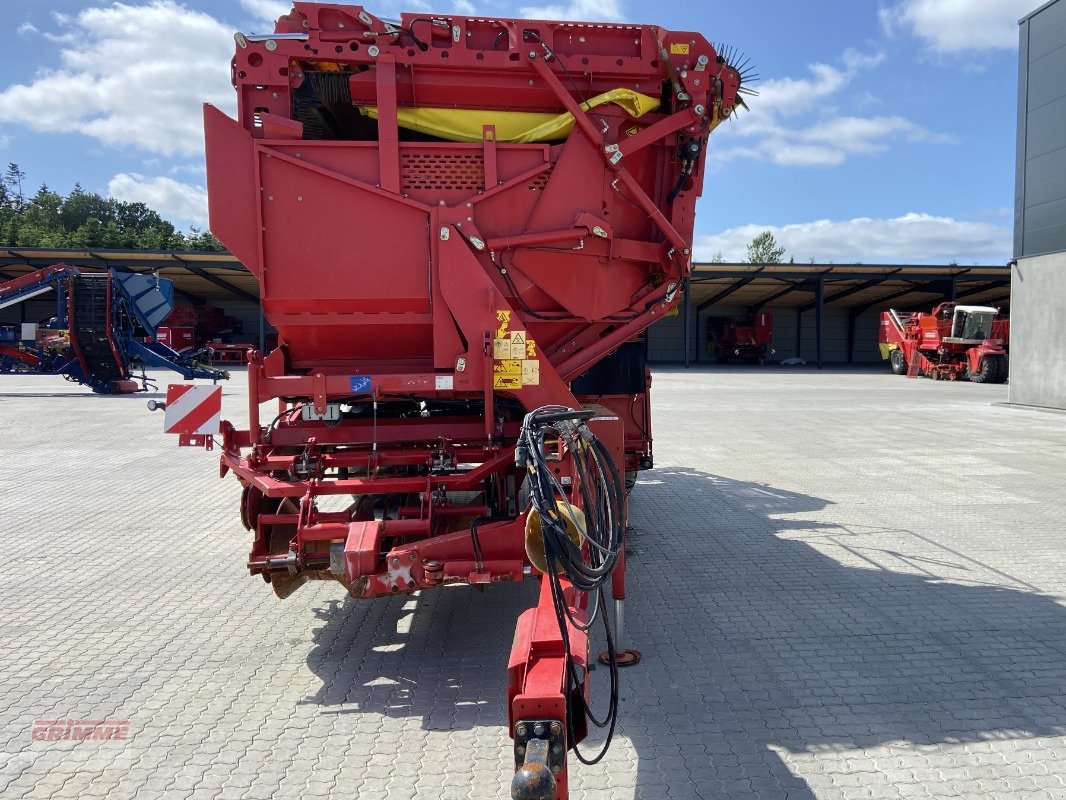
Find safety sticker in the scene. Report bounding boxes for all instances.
[509,330,527,359]
[493,359,523,389]
[349,375,373,393]
[521,359,540,386]
[669,42,690,55]
[492,310,539,389]
[496,309,511,338]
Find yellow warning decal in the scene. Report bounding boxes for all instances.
[522,359,540,386]
[509,330,527,359]
[496,310,511,339]
[491,312,539,389]
[493,359,523,389]
[669,43,690,55]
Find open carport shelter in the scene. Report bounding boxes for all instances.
[0,249,1009,368]
[0,249,263,345]
[650,262,1011,367]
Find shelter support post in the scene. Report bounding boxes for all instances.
[683,279,691,368]
[847,307,858,364]
[815,277,824,370]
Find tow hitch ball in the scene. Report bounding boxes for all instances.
[511,719,565,800]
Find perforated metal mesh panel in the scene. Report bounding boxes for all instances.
[401,152,485,191]
[527,169,552,191]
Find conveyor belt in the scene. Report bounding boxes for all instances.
[69,275,125,383]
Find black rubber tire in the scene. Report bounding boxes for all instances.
[969,355,1004,384]
[991,355,1008,384]
[889,348,907,375]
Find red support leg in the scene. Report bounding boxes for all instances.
[601,543,641,666]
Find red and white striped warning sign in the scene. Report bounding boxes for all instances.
[163,384,222,435]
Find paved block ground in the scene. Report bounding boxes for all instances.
[1,366,1064,799]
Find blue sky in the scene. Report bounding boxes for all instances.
[0,0,1040,263]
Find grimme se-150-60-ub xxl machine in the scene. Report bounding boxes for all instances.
[161,4,749,796]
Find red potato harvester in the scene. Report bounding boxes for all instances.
[160,5,751,797]
[880,303,1008,383]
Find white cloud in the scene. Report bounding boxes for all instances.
[696,213,1011,264]
[754,50,884,116]
[16,21,38,35]
[240,0,290,25]
[714,49,952,167]
[108,173,208,226]
[519,0,624,22]
[0,1,234,158]
[169,163,207,177]
[879,0,1033,53]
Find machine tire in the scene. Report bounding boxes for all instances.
[889,348,907,375]
[991,355,1008,384]
[969,355,1004,384]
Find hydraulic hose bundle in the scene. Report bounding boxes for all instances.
[515,406,626,762]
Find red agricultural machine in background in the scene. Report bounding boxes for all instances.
[157,304,242,353]
[992,315,1011,353]
[706,312,774,363]
[158,304,277,364]
[880,303,1008,383]
[162,4,748,796]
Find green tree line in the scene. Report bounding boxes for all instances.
[0,164,225,252]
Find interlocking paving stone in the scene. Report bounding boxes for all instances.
[2,367,1064,799]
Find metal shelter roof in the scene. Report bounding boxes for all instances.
[0,248,256,307]
[688,262,1012,315]
[0,249,1011,314]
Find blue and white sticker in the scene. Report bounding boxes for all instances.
[349,375,373,394]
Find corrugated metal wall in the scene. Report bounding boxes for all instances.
[1016,0,1066,258]
[646,305,884,364]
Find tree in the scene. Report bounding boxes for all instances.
[3,163,27,210]
[710,250,725,263]
[0,168,226,252]
[745,230,785,264]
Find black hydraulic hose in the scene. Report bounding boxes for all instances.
[469,514,516,572]
[517,406,626,763]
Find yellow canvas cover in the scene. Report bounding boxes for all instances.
[359,88,661,143]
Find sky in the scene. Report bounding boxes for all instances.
[0,0,1041,264]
